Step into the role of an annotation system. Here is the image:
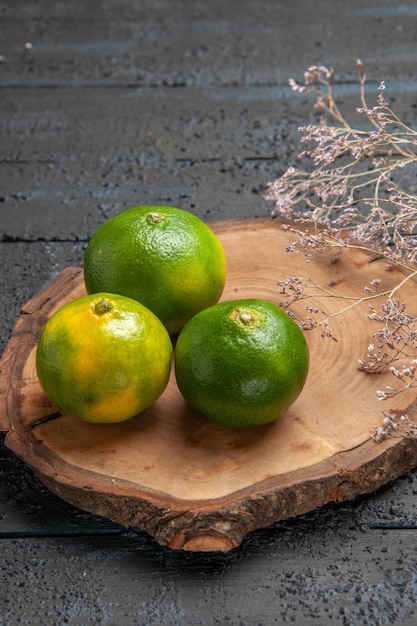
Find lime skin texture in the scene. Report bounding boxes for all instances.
[174,299,309,429]
[83,206,226,336]
[36,293,173,424]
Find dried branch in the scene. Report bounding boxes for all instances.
[265,62,417,434]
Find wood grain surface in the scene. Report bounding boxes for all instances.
[2,218,417,552]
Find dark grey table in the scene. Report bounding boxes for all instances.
[2,1,417,624]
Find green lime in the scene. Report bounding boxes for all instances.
[174,299,309,428]
[36,293,172,423]
[83,206,226,335]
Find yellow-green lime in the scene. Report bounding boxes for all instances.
[36,293,172,423]
[83,206,226,335]
[174,299,309,428]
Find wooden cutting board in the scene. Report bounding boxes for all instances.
[1,218,417,552]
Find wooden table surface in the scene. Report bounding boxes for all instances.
[2,1,417,624]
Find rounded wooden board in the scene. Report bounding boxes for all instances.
[1,218,417,552]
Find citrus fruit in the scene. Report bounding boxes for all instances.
[83,206,227,335]
[36,293,172,424]
[174,299,309,429]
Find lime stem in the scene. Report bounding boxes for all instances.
[229,308,256,327]
[94,298,112,315]
[146,212,165,224]
[239,311,253,325]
